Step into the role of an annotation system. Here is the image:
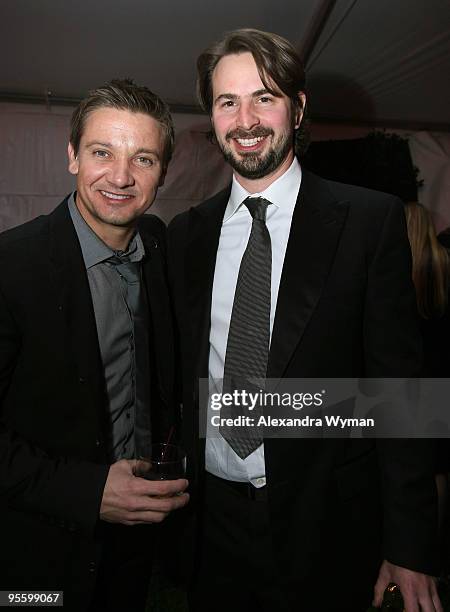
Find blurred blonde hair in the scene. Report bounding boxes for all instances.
[404,201,449,318]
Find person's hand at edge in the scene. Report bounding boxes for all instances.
[373,559,442,611]
[99,459,189,525]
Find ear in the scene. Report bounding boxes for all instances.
[294,92,307,129]
[67,142,79,175]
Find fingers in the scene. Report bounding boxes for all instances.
[372,564,390,607]
[432,589,444,612]
[120,507,183,525]
[372,561,443,612]
[403,594,437,612]
[401,575,442,612]
[372,579,385,608]
[402,593,420,612]
[429,578,444,612]
[100,460,190,526]
[375,586,439,612]
[108,492,189,525]
[100,491,189,525]
[125,491,190,514]
[133,477,189,498]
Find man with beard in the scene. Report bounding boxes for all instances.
[168,29,441,611]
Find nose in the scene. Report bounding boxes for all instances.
[107,158,134,188]
[236,99,260,131]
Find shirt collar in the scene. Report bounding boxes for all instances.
[67,192,145,269]
[224,157,302,222]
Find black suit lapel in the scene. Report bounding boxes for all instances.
[267,171,349,378]
[186,187,230,381]
[140,230,173,407]
[48,200,105,409]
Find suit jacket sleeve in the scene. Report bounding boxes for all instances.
[0,254,108,538]
[365,197,438,574]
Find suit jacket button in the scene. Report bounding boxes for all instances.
[89,561,96,573]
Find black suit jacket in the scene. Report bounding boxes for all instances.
[0,198,174,610]
[168,170,438,605]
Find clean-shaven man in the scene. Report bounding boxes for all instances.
[0,79,188,612]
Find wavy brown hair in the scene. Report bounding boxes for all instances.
[405,201,449,318]
[197,28,309,157]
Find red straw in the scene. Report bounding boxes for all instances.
[161,425,175,461]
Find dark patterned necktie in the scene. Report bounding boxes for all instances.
[220,197,272,459]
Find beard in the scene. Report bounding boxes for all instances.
[216,126,294,180]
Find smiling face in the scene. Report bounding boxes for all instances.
[68,107,165,248]
[211,52,305,191]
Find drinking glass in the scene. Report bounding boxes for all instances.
[134,443,186,480]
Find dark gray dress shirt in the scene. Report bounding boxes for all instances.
[68,193,150,461]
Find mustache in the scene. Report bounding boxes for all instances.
[226,127,273,140]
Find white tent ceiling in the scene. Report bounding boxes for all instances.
[1,0,449,130]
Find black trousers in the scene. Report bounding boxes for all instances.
[190,473,376,612]
[89,523,154,612]
[190,473,290,612]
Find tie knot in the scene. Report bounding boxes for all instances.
[244,197,271,221]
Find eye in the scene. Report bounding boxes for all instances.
[136,156,154,167]
[258,95,273,104]
[221,99,236,109]
[93,149,109,158]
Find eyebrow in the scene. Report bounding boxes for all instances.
[134,148,160,158]
[85,141,113,149]
[253,88,274,98]
[214,88,279,105]
[84,142,160,158]
[214,93,239,105]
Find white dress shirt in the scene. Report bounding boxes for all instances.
[206,158,302,487]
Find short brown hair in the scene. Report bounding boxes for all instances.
[70,78,174,170]
[197,28,309,156]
